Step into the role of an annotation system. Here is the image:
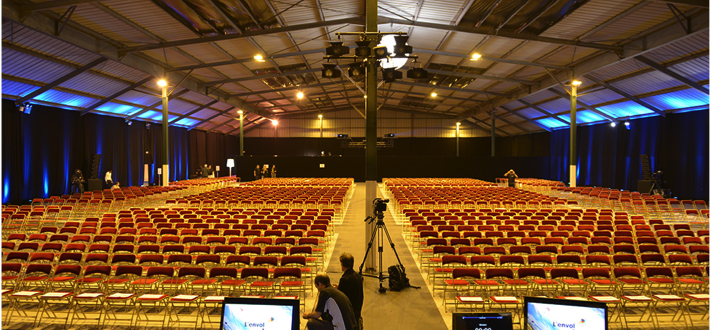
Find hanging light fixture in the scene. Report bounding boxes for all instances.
[321,63,341,78]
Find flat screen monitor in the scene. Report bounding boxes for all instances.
[453,312,513,330]
[524,297,608,330]
[220,297,300,330]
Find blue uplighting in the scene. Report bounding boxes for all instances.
[643,89,709,110]
[175,118,197,126]
[537,118,568,129]
[598,101,653,117]
[97,103,137,115]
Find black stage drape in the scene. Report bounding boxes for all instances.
[2,99,190,204]
[187,129,239,179]
[550,110,708,200]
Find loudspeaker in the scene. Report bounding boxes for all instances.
[88,179,103,192]
[144,151,153,164]
[638,180,654,194]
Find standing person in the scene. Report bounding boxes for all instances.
[208,165,215,178]
[271,165,277,178]
[111,181,121,190]
[71,169,85,194]
[201,164,210,178]
[334,253,364,330]
[261,165,268,179]
[104,170,113,189]
[254,165,262,181]
[505,169,518,188]
[303,273,357,330]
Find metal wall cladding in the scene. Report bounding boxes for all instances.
[273,0,321,25]
[612,70,684,95]
[321,0,364,19]
[378,0,418,20]
[642,88,709,111]
[3,23,103,66]
[115,90,161,106]
[177,44,233,64]
[417,0,470,24]
[540,0,639,40]
[2,48,76,83]
[53,4,154,46]
[2,79,40,98]
[58,72,131,97]
[106,0,197,42]
[586,2,692,42]
[668,56,709,82]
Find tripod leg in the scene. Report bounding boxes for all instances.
[381,221,406,269]
[358,222,381,274]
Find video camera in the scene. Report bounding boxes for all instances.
[373,198,389,213]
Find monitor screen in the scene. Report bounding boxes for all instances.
[220,297,300,330]
[453,312,513,330]
[524,297,607,330]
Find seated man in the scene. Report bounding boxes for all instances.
[303,273,358,330]
[334,253,363,330]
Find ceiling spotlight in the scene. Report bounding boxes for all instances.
[363,95,367,99]
[325,41,349,57]
[382,68,403,82]
[572,80,582,86]
[157,79,167,87]
[610,122,616,127]
[456,122,461,127]
[146,123,151,129]
[392,35,412,58]
[254,54,265,62]
[17,102,33,114]
[321,63,341,78]
[318,114,323,119]
[373,45,389,59]
[127,121,132,125]
[624,121,630,129]
[430,92,437,97]
[355,40,371,57]
[471,53,482,61]
[407,67,429,80]
[348,62,365,81]
[272,119,278,126]
[237,110,243,115]
[296,91,304,99]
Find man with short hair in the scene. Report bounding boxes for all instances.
[303,273,357,330]
[334,253,363,330]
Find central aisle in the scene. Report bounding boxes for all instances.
[323,183,448,330]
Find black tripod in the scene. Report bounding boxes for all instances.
[358,210,405,293]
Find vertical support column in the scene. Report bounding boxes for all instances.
[364,0,378,272]
[161,83,170,186]
[491,109,496,157]
[456,122,460,157]
[238,110,244,157]
[570,83,578,188]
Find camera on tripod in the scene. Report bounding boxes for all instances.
[373,198,389,213]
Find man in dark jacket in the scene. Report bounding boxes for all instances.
[334,253,364,330]
[201,164,210,178]
[303,273,358,330]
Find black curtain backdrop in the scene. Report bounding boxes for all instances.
[1,99,190,204]
[550,111,709,200]
[2,100,707,204]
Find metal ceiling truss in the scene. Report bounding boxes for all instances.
[498,105,551,132]
[516,99,570,125]
[497,0,532,33]
[3,1,272,121]
[456,10,709,123]
[80,76,153,115]
[582,75,666,117]
[14,57,107,105]
[123,89,190,121]
[635,55,710,95]
[546,87,619,120]
[188,106,238,130]
[169,100,220,124]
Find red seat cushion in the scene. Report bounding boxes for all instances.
[281,281,304,286]
[192,279,217,285]
[445,279,469,286]
[533,279,559,285]
[475,280,498,285]
[503,279,528,285]
[131,279,158,285]
[618,279,644,284]
[23,276,48,281]
[220,280,246,286]
[648,278,674,284]
[591,279,615,285]
[250,281,274,287]
[678,278,705,284]
[562,279,585,285]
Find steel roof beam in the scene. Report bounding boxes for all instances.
[3,2,271,119]
[391,81,507,96]
[491,108,532,133]
[15,57,107,105]
[117,17,363,56]
[456,10,709,122]
[230,80,349,97]
[514,0,559,33]
[657,0,709,7]
[80,76,153,115]
[577,0,653,40]
[188,107,238,130]
[635,55,709,95]
[23,0,101,12]
[418,48,568,70]
[497,0,531,33]
[517,99,570,125]
[124,89,189,121]
[169,100,220,124]
[547,86,619,120]
[475,0,502,28]
[582,74,667,117]
[499,105,551,132]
